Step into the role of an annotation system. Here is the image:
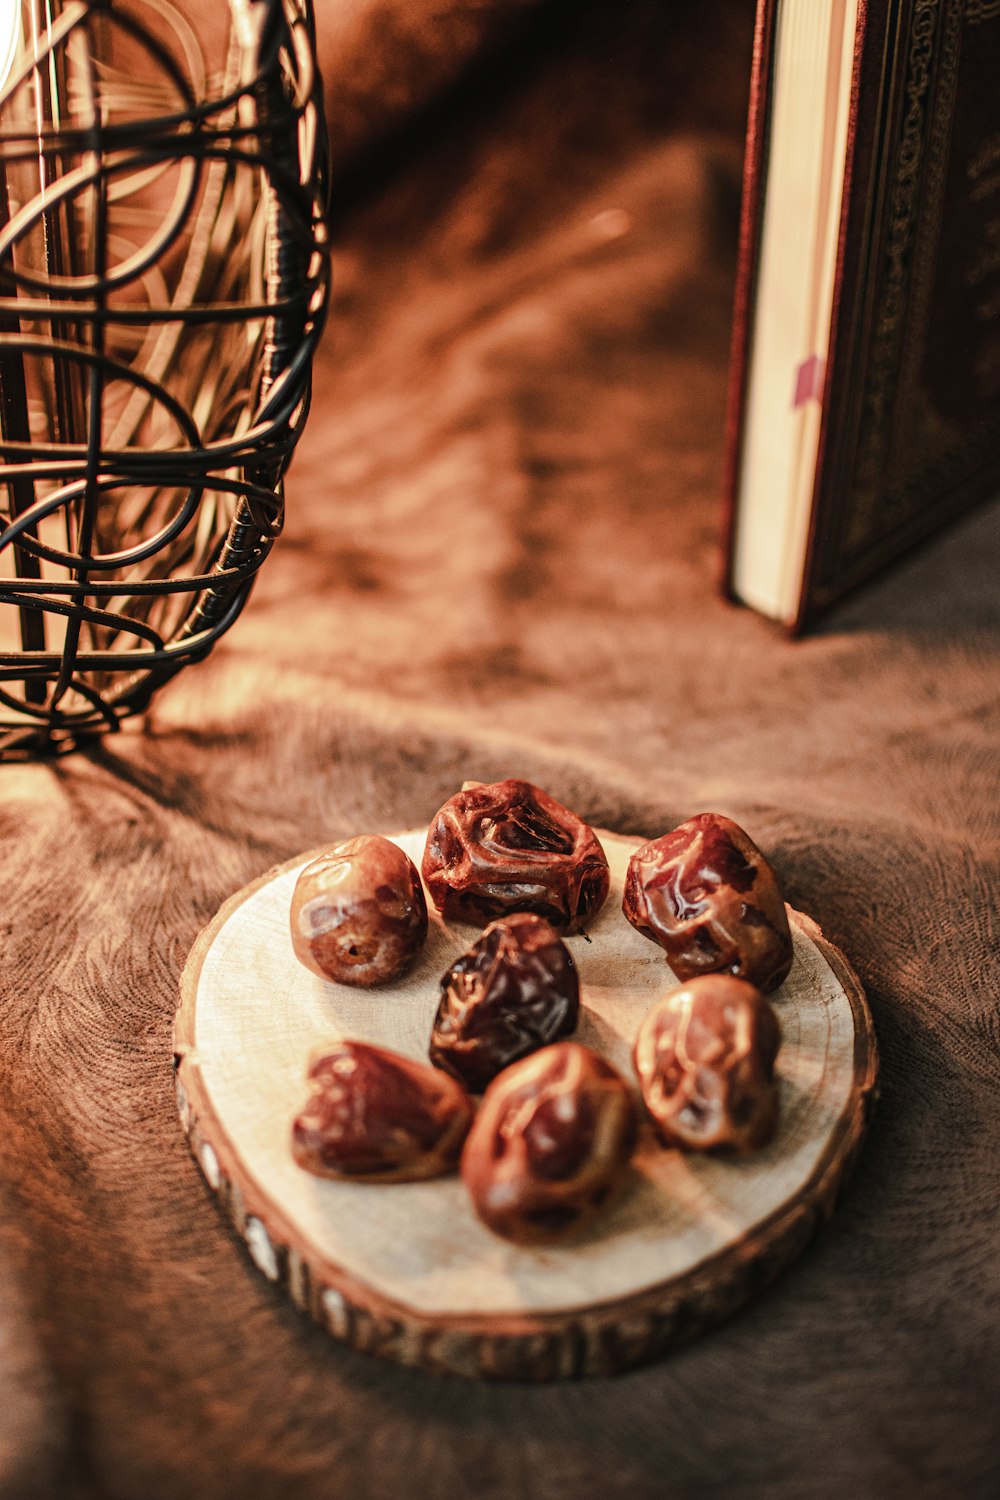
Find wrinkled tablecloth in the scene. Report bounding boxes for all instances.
[1,2,997,1496]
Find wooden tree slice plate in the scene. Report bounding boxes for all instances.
[173,830,878,1380]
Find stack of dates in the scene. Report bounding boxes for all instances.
[289,778,794,1245]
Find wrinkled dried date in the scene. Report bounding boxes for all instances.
[429,912,579,1091]
[422,779,610,933]
[633,975,781,1152]
[292,1041,474,1182]
[622,813,793,992]
[461,1042,638,1243]
[290,835,428,987]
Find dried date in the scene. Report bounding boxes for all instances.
[633,975,781,1152]
[292,1041,474,1182]
[290,835,428,987]
[422,779,610,933]
[429,912,579,1091]
[461,1042,638,1243]
[622,813,793,992]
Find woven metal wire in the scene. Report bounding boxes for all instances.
[0,0,328,757]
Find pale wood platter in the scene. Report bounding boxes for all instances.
[173,830,879,1380]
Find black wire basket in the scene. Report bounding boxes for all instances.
[0,0,328,757]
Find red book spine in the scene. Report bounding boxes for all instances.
[719,0,779,607]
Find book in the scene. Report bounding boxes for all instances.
[723,0,1000,631]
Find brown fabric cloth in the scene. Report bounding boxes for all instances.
[2,2,999,1496]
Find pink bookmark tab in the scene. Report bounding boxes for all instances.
[793,353,826,408]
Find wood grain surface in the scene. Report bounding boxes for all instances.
[174,831,878,1378]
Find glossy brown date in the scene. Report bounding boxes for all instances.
[290,835,428,987]
[292,1041,474,1182]
[461,1042,638,1243]
[633,975,781,1152]
[430,912,579,1092]
[422,779,610,934]
[622,813,793,992]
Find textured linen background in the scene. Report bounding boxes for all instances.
[1,2,997,1497]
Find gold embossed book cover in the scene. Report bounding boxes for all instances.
[723,0,1000,631]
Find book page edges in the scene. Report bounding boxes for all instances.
[727,0,861,626]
